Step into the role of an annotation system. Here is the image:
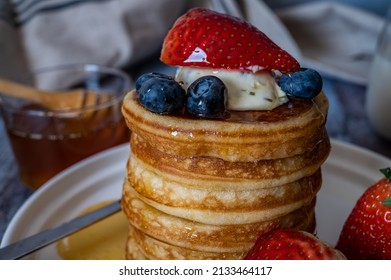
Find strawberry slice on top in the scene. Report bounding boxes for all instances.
[160,7,300,73]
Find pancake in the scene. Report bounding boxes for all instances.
[124,180,315,225]
[131,226,245,260]
[122,181,316,252]
[129,132,329,190]
[125,226,148,260]
[129,213,315,260]
[128,157,322,211]
[122,90,329,162]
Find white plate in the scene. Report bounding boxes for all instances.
[1,139,390,259]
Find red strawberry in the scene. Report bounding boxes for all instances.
[161,8,299,73]
[336,167,391,260]
[244,228,345,260]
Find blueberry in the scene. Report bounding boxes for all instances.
[135,72,173,93]
[138,77,185,114]
[186,75,227,118]
[278,68,322,99]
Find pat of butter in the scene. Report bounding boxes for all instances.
[176,67,288,111]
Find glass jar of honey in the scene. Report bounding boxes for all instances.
[0,64,132,189]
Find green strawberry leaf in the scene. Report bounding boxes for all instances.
[380,167,391,182]
[382,197,391,208]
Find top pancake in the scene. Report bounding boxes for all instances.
[122,90,329,161]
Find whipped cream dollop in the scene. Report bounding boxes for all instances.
[175,67,288,111]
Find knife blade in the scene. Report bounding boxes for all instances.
[0,199,121,260]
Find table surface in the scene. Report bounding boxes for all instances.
[1,62,391,244]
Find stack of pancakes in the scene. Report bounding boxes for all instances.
[121,89,330,259]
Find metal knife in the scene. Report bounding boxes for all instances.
[0,199,121,260]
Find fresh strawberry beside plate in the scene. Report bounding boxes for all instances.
[336,168,391,260]
[244,228,345,260]
[161,8,300,73]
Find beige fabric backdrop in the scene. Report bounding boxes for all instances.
[0,0,385,85]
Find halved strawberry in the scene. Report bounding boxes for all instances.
[244,228,345,260]
[161,8,300,73]
[336,168,391,260]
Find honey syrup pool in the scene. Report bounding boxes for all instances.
[56,201,128,260]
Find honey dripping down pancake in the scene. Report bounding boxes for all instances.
[121,8,330,259]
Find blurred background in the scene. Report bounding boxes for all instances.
[265,0,389,16]
[1,0,389,82]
